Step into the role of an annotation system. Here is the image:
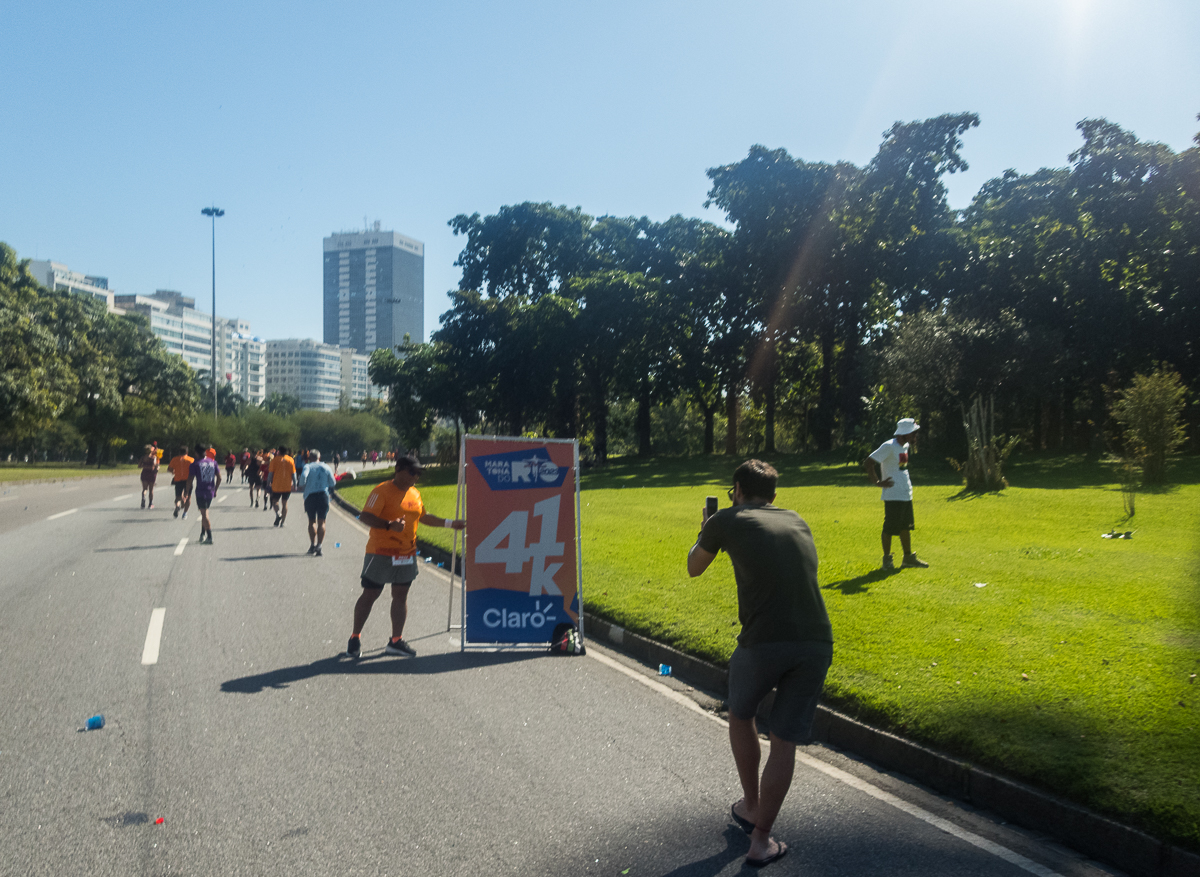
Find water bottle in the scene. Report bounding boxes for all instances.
[86,714,104,730]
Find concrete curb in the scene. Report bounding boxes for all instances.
[330,488,1200,877]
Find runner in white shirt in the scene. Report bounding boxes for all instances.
[863,418,929,571]
[298,450,338,557]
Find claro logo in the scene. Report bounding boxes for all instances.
[483,600,558,629]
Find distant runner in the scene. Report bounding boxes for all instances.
[270,446,296,527]
[225,451,236,483]
[299,450,337,556]
[345,454,466,659]
[247,449,263,507]
[240,448,250,483]
[138,444,159,509]
[188,447,222,545]
[262,449,275,515]
[169,445,194,519]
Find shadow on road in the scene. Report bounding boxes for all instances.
[93,543,179,552]
[656,825,748,876]
[220,553,307,561]
[221,650,542,693]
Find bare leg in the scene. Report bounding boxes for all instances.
[881,532,892,556]
[747,733,796,860]
[729,714,762,820]
[390,583,410,639]
[316,519,326,546]
[899,530,912,556]
[353,587,383,636]
[279,494,288,523]
[308,518,317,545]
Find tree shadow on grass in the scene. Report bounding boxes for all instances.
[821,568,898,595]
[221,650,542,693]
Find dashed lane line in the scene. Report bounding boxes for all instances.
[46,508,79,520]
[141,608,166,665]
[586,650,1062,877]
[112,494,133,501]
[217,494,228,503]
[173,538,188,556]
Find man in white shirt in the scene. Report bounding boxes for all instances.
[298,450,338,557]
[863,418,929,570]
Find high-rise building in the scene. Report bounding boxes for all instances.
[27,260,118,311]
[265,339,344,411]
[340,347,382,406]
[114,291,266,405]
[323,227,423,354]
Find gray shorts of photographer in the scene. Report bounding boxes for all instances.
[728,640,833,744]
[360,552,420,589]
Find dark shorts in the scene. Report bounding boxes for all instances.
[275,489,291,500]
[883,500,915,535]
[360,553,419,588]
[728,640,833,744]
[194,493,214,510]
[304,492,329,522]
[249,471,261,485]
[173,480,190,501]
[141,471,157,486]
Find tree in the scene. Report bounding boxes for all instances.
[0,244,75,443]
[262,392,301,417]
[1110,365,1189,483]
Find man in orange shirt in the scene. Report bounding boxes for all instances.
[270,446,296,527]
[346,453,466,659]
[168,446,194,519]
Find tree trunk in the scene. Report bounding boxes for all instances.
[724,384,738,455]
[636,380,652,457]
[814,333,835,452]
[593,403,608,464]
[703,407,715,455]
[764,378,776,454]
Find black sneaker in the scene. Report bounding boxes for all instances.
[345,636,361,659]
[385,638,417,657]
[306,544,317,555]
[314,545,323,557]
[173,507,179,518]
[273,514,280,527]
[902,554,929,568]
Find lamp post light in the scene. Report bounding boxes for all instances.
[201,206,225,421]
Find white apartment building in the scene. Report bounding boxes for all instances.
[114,291,266,406]
[340,348,383,406]
[27,260,118,311]
[265,339,344,411]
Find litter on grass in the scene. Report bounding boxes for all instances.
[1101,530,1134,539]
[974,582,987,588]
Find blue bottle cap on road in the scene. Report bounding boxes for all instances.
[86,714,104,730]
[659,664,671,676]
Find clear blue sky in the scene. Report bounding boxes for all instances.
[3,0,1197,343]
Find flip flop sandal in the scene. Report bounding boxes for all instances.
[746,841,788,868]
[731,802,755,835]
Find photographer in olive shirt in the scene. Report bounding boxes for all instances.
[688,459,833,869]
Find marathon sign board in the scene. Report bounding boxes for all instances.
[460,436,581,647]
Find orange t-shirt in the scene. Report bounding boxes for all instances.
[271,455,296,492]
[363,482,424,557]
[169,455,194,482]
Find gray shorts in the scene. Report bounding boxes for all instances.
[728,640,833,744]
[360,553,420,588]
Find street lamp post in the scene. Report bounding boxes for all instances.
[201,206,225,421]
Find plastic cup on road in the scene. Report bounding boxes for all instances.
[86,714,104,730]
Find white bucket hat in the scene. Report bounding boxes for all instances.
[894,418,920,436]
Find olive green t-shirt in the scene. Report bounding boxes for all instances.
[698,503,833,648]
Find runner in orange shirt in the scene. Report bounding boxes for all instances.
[270,446,296,527]
[345,453,466,659]
[168,446,195,519]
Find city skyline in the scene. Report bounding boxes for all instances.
[2,2,1198,345]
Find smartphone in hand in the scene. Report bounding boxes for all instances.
[704,495,718,524]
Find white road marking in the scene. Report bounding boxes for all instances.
[47,508,78,520]
[141,608,166,665]
[587,650,1062,877]
[217,494,227,503]
[112,494,133,501]
[0,495,19,503]
[173,538,188,556]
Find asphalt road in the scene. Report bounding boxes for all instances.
[0,474,1121,876]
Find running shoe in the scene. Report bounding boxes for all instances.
[306,544,317,555]
[141,497,146,509]
[273,514,280,527]
[345,636,361,659]
[385,638,417,657]
[314,545,323,557]
[173,507,179,518]
[881,554,894,570]
[148,504,154,509]
[181,510,187,519]
[901,554,929,568]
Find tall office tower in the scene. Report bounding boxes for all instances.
[322,227,424,354]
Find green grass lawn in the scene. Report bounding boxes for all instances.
[0,462,139,483]
[340,453,1200,851]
